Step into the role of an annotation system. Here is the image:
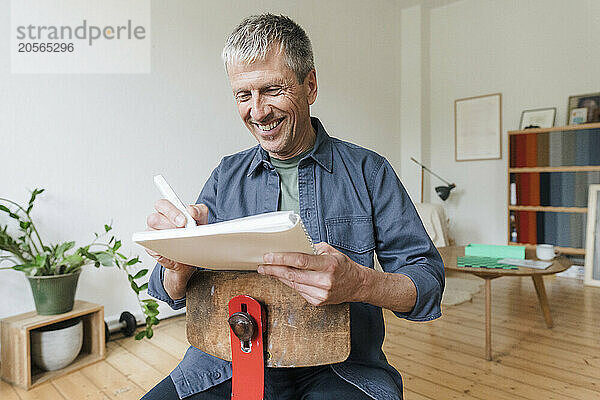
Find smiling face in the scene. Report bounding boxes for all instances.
[227,47,318,160]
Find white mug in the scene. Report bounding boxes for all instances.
[536,244,557,260]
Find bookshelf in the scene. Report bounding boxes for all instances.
[507,122,600,255]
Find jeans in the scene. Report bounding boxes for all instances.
[141,366,374,399]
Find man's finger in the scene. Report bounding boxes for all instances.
[277,277,327,305]
[145,248,160,258]
[187,204,209,225]
[258,264,333,290]
[147,212,177,230]
[262,251,333,271]
[314,241,338,255]
[155,199,187,227]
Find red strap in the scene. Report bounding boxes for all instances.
[228,295,265,400]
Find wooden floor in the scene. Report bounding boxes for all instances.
[2,275,599,399]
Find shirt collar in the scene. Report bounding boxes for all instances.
[307,117,333,173]
[247,116,333,176]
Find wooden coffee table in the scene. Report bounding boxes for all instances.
[438,246,571,360]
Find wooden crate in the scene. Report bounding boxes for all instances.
[1,300,105,389]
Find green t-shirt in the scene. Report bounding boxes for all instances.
[270,149,312,214]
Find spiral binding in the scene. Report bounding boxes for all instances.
[298,217,317,255]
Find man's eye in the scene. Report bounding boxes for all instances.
[265,88,282,95]
[236,93,251,102]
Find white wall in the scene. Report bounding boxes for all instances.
[399,5,422,203]
[0,0,402,322]
[421,0,600,245]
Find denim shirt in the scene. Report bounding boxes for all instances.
[148,117,445,399]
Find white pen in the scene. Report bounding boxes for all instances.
[153,174,195,228]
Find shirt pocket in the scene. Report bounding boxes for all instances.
[325,216,376,266]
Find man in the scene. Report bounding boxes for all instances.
[143,14,444,400]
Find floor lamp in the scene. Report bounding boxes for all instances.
[410,157,456,202]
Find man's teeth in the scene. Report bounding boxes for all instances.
[257,119,281,131]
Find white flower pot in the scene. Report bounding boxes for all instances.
[31,318,83,371]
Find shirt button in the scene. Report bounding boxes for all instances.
[306,210,311,219]
[213,371,221,379]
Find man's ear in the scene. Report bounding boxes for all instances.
[304,69,318,105]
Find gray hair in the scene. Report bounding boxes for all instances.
[222,14,314,83]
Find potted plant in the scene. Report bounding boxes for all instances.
[0,189,159,339]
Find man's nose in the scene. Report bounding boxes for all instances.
[250,95,272,122]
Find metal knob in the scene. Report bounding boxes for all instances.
[228,312,257,342]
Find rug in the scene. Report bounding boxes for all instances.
[442,276,483,306]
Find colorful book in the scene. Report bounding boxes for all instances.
[525,134,537,167]
[520,173,530,206]
[536,132,549,167]
[515,134,526,167]
[527,211,537,244]
[465,244,525,259]
[519,210,528,244]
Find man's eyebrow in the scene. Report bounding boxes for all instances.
[260,84,283,91]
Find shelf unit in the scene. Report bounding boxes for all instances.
[0,301,105,390]
[507,122,600,255]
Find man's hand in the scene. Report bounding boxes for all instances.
[146,200,209,300]
[258,242,417,312]
[257,242,367,306]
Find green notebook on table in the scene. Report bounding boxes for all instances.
[464,244,525,259]
[457,244,526,270]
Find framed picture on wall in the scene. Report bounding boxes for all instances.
[454,93,502,161]
[569,108,588,125]
[567,92,600,124]
[585,184,600,287]
[519,107,556,129]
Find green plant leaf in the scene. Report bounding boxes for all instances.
[13,264,35,273]
[95,252,114,266]
[27,188,44,213]
[132,268,147,279]
[135,331,147,340]
[79,248,97,261]
[130,280,140,294]
[139,282,148,291]
[0,205,20,220]
[63,253,83,265]
[113,240,122,251]
[34,254,47,267]
[55,241,76,260]
[104,224,111,232]
[19,221,30,230]
[146,327,153,339]
[146,316,159,326]
[126,257,140,266]
[144,307,159,317]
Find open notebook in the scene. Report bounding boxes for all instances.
[132,211,315,270]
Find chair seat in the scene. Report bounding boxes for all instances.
[186,271,350,367]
